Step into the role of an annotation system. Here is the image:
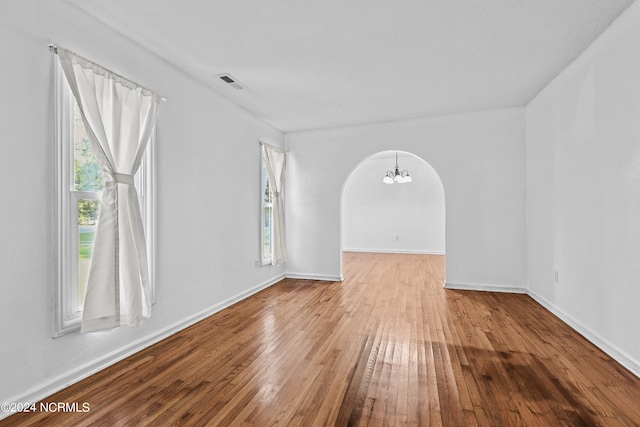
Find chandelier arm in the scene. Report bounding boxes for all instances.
[382,152,411,184]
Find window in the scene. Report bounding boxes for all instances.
[72,101,102,314]
[53,60,156,337]
[261,145,273,265]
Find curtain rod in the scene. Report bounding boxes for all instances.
[48,44,166,102]
[260,141,286,153]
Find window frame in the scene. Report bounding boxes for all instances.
[53,60,156,337]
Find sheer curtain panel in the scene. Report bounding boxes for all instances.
[262,143,287,265]
[58,47,162,332]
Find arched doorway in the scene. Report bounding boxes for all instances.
[340,150,446,280]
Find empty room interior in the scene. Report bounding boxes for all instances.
[3,0,640,425]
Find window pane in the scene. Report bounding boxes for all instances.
[263,206,272,258]
[261,147,272,263]
[78,199,100,307]
[73,101,103,192]
[262,165,270,203]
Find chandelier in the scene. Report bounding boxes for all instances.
[383,152,412,184]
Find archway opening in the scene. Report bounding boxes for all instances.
[340,150,446,281]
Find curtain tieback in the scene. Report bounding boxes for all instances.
[113,172,135,186]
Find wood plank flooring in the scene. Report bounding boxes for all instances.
[4,252,640,426]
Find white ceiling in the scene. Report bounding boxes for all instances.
[65,0,636,133]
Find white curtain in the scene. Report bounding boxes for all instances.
[58,47,162,332]
[262,143,287,265]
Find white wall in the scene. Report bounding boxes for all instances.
[342,151,445,254]
[526,0,640,376]
[286,108,527,288]
[0,0,285,410]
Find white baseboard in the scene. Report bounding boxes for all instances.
[527,289,640,379]
[286,272,344,282]
[0,273,286,421]
[444,281,527,294]
[343,248,446,255]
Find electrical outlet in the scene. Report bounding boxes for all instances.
[554,270,559,284]
[396,236,399,241]
[255,259,260,268]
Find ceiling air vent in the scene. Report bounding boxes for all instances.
[217,73,245,90]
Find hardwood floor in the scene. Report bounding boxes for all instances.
[4,252,640,426]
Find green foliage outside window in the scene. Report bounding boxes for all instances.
[74,136,103,225]
[74,136,103,191]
